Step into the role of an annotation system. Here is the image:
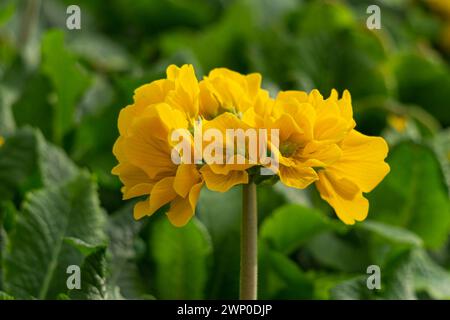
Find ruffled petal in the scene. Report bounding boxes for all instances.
[167,182,203,227]
[278,163,318,189]
[149,177,177,214]
[125,115,176,179]
[328,130,390,192]
[315,170,368,224]
[200,165,248,192]
[173,164,201,197]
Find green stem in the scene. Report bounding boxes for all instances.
[240,182,258,300]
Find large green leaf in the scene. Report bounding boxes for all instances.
[107,202,148,299]
[260,204,337,255]
[69,246,108,300]
[306,232,370,272]
[37,133,78,188]
[358,220,423,247]
[0,128,78,201]
[148,217,212,299]
[42,30,91,143]
[369,142,450,248]
[2,172,106,299]
[330,249,450,300]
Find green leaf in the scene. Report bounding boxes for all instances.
[69,246,108,300]
[329,276,375,300]
[306,233,370,272]
[42,30,91,143]
[432,129,450,194]
[407,250,450,299]
[259,242,314,299]
[196,187,241,298]
[379,249,450,300]
[369,142,450,248]
[149,217,212,299]
[11,73,53,139]
[0,291,14,300]
[0,128,78,201]
[69,34,131,72]
[0,128,39,201]
[0,87,16,135]
[393,53,450,126]
[260,204,337,255]
[107,202,147,299]
[36,131,78,187]
[0,2,15,27]
[330,249,450,300]
[3,172,106,299]
[358,220,423,247]
[64,237,101,257]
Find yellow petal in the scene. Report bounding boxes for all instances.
[133,79,174,111]
[300,141,342,167]
[125,115,176,179]
[278,163,318,189]
[123,183,154,200]
[117,105,137,137]
[207,158,254,175]
[203,110,251,133]
[200,165,248,192]
[112,162,153,192]
[112,136,127,164]
[149,177,177,213]
[166,64,199,117]
[269,113,303,143]
[167,182,203,227]
[173,164,201,197]
[315,170,368,224]
[314,116,349,142]
[134,199,151,220]
[199,80,220,118]
[328,130,390,192]
[277,90,309,104]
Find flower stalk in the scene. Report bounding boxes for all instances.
[240,182,258,300]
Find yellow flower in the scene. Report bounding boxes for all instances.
[199,113,255,192]
[197,68,272,192]
[264,89,353,189]
[112,64,270,225]
[199,68,271,120]
[0,136,4,147]
[267,89,390,224]
[112,64,204,227]
[113,103,203,226]
[113,64,390,227]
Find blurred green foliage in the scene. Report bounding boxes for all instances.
[0,0,449,300]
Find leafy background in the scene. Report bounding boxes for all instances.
[0,0,450,300]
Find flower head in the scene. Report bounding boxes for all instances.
[112,64,390,227]
[265,89,390,224]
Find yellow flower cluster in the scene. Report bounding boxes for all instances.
[112,65,390,226]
